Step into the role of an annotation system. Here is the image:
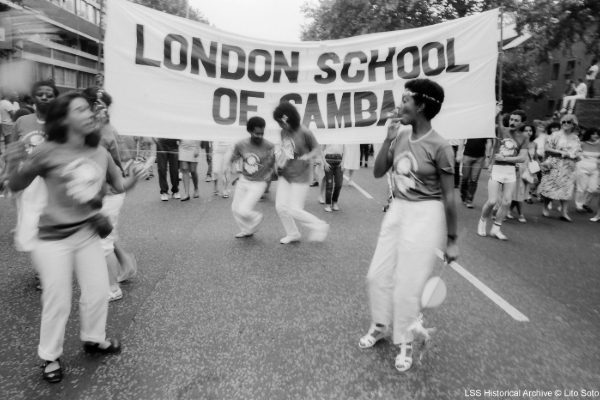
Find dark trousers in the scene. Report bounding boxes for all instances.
[587,79,595,98]
[157,151,179,194]
[201,141,212,176]
[360,144,370,165]
[324,155,343,204]
[459,155,484,203]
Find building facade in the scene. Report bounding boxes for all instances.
[524,42,599,121]
[0,0,103,94]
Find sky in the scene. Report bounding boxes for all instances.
[189,0,314,42]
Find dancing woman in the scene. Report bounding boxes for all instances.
[358,79,459,372]
[6,92,145,383]
[273,102,329,244]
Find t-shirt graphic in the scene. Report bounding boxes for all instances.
[498,138,518,157]
[61,157,104,204]
[281,137,296,160]
[392,151,424,195]
[243,153,262,175]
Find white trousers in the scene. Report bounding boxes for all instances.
[575,159,599,208]
[366,198,445,344]
[231,176,266,234]
[275,178,325,237]
[32,227,109,361]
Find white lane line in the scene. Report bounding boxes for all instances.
[348,175,529,322]
[434,249,530,322]
[343,175,374,199]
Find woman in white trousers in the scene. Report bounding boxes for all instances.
[358,79,459,373]
[6,92,146,383]
[273,102,329,244]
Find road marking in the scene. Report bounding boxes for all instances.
[343,175,374,199]
[434,249,530,322]
[349,175,529,322]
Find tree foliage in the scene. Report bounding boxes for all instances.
[301,0,503,41]
[517,0,600,58]
[133,0,207,23]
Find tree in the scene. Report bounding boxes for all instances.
[517,0,600,58]
[133,0,208,23]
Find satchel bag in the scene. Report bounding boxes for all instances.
[527,160,541,174]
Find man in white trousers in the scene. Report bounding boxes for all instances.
[229,116,275,238]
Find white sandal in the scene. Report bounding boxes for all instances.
[395,342,413,372]
[358,324,388,349]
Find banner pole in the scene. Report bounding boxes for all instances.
[498,5,504,103]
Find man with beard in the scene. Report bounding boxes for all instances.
[477,108,529,240]
[11,80,59,288]
[229,116,275,238]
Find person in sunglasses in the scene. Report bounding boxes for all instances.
[537,115,582,221]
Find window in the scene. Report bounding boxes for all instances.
[77,72,96,89]
[54,66,77,88]
[551,63,559,81]
[565,60,576,79]
[34,63,53,82]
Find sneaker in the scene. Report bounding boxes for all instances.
[172,192,181,200]
[234,232,253,238]
[205,175,212,182]
[518,215,527,223]
[332,203,340,211]
[477,218,487,237]
[506,211,514,220]
[465,201,474,209]
[309,181,319,187]
[324,205,332,212]
[318,196,325,205]
[160,193,169,201]
[280,234,301,244]
[590,215,600,222]
[108,287,123,302]
[307,222,329,242]
[489,224,508,240]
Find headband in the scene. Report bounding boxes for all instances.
[404,89,441,104]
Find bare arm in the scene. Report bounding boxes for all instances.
[440,172,459,262]
[373,122,399,178]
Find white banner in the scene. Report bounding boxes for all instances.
[104,0,498,143]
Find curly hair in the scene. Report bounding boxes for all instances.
[273,101,301,130]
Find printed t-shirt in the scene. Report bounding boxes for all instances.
[231,138,275,182]
[492,129,529,166]
[463,138,488,158]
[14,114,45,152]
[388,126,454,201]
[20,142,119,239]
[279,127,318,183]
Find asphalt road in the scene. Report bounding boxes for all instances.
[1,165,599,400]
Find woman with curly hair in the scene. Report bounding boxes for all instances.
[272,102,329,244]
[5,92,146,383]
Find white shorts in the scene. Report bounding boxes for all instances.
[491,164,516,184]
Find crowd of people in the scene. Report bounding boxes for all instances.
[472,107,600,241]
[0,72,598,383]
